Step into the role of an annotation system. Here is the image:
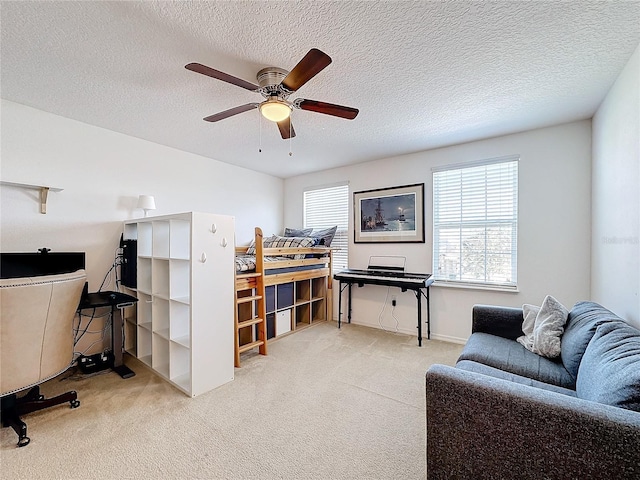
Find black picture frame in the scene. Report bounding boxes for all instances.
[354,183,425,243]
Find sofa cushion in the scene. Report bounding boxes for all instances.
[561,301,622,380]
[576,321,640,412]
[459,332,575,389]
[456,360,577,397]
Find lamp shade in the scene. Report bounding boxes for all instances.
[259,99,292,122]
[137,195,156,215]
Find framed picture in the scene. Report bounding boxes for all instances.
[354,183,425,243]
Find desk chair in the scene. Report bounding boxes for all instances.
[1,270,86,447]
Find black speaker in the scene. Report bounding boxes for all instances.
[121,239,137,288]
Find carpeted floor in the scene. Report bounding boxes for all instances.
[1,322,462,480]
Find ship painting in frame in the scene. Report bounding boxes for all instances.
[354,183,425,243]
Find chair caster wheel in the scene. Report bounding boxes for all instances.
[70,399,80,409]
[18,436,30,447]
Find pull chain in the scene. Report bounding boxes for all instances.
[258,109,262,153]
[289,118,292,156]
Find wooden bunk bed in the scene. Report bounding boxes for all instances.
[234,227,333,367]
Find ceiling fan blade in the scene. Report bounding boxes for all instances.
[203,103,259,122]
[281,49,332,92]
[277,117,296,139]
[296,99,359,120]
[185,63,259,91]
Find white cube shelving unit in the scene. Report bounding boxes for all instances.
[123,212,235,397]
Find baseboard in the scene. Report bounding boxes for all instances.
[429,333,467,345]
[332,318,467,345]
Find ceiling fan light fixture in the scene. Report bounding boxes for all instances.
[260,98,292,122]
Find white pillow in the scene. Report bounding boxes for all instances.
[516,304,540,351]
[532,295,569,358]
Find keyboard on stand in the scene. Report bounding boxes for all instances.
[333,267,433,346]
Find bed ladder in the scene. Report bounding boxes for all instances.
[234,227,267,367]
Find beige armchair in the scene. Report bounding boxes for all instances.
[1,269,86,447]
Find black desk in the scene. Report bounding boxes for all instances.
[78,291,138,379]
[333,270,433,346]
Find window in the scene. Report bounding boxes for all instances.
[303,183,349,272]
[432,156,518,289]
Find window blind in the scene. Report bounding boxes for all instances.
[432,156,518,288]
[303,184,349,271]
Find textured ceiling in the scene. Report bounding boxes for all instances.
[2,1,639,178]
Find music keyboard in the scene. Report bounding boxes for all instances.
[333,268,433,346]
[333,269,433,287]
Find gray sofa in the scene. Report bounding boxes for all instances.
[425,301,640,480]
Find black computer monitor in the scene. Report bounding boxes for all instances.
[0,251,86,279]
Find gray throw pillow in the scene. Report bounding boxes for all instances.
[531,295,569,358]
[516,303,540,351]
[311,226,337,247]
[283,227,313,237]
[576,321,640,412]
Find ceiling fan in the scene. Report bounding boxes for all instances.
[185,48,359,139]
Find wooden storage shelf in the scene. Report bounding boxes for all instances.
[312,277,326,301]
[312,299,326,322]
[295,280,311,302]
[295,303,311,325]
[262,274,328,340]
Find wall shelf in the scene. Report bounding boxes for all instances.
[0,181,63,214]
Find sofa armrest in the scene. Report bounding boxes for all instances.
[425,364,640,480]
[472,304,524,339]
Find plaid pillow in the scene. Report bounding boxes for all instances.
[264,235,319,259]
[235,255,256,272]
[246,235,275,255]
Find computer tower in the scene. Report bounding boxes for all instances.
[121,240,137,288]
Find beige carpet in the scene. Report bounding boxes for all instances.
[1,322,462,480]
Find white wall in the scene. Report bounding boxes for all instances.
[0,100,284,291]
[285,121,592,343]
[592,44,640,328]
